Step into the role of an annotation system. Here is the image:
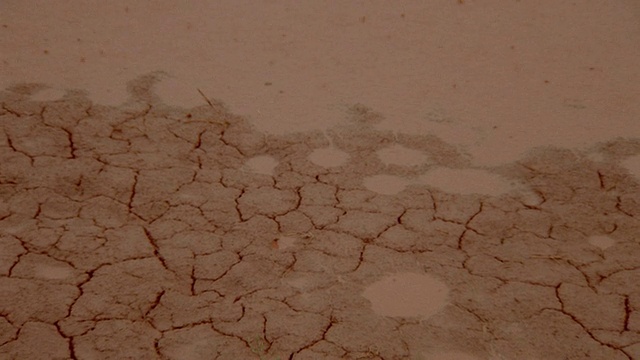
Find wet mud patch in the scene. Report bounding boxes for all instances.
[1,76,640,359]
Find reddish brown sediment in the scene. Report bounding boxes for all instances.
[1,1,640,359]
[1,81,640,359]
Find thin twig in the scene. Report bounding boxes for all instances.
[196,88,214,108]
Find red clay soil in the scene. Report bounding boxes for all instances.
[1,76,640,359]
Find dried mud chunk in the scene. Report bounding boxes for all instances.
[629,295,640,332]
[62,225,154,270]
[324,315,409,359]
[39,193,81,219]
[466,205,513,238]
[0,322,69,360]
[79,196,136,228]
[410,218,465,248]
[158,228,220,251]
[80,165,136,202]
[336,189,376,210]
[221,168,274,188]
[0,215,38,243]
[199,184,242,228]
[0,278,79,326]
[167,118,209,142]
[131,200,173,224]
[194,250,240,280]
[23,221,66,248]
[0,150,32,183]
[156,231,222,281]
[549,204,618,237]
[274,170,315,189]
[0,316,17,346]
[41,96,91,128]
[300,183,337,206]
[11,124,70,158]
[275,210,313,234]
[337,189,405,215]
[457,282,560,321]
[375,225,423,251]
[148,291,241,331]
[431,192,482,223]
[160,204,211,228]
[558,283,625,331]
[308,230,362,256]
[294,249,360,273]
[399,208,435,232]
[283,154,329,178]
[519,148,590,177]
[201,139,245,169]
[73,320,160,359]
[0,85,46,113]
[0,235,26,275]
[263,304,330,354]
[221,120,265,156]
[299,205,343,227]
[509,208,554,238]
[617,193,640,217]
[70,258,173,320]
[54,219,105,253]
[10,253,83,285]
[7,190,40,217]
[294,341,347,360]
[237,186,298,220]
[475,233,557,262]
[205,255,284,297]
[624,343,640,360]
[135,118,193,148]
[394,186,436,208]
[75,119,128,153]
[283,277,338,312]
[135,167,196,202]
[33,157,89,190]
[158,323,254,360]
[221,215,279,251]
[520,310,630,360]
[464,254,587,286]
[598,268,640,296]
[329,210,397,240]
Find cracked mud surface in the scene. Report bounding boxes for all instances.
[2,76,640,360]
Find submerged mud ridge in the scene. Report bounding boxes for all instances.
[1,76,640,359]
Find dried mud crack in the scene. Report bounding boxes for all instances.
[1,76,640,359]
